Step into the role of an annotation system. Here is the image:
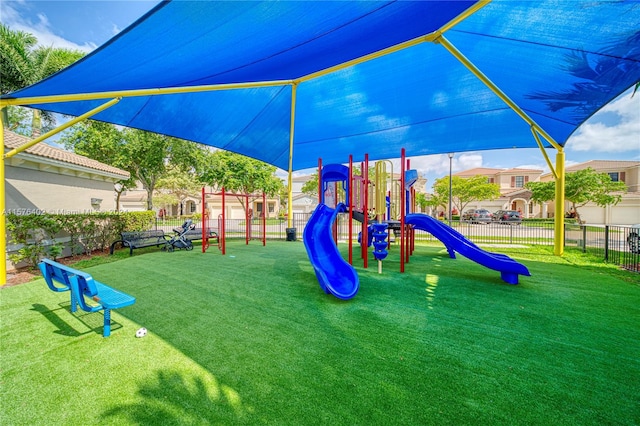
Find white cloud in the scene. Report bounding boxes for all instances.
[568,92,640,153]
[1,2,96,52]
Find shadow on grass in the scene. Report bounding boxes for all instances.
[31,302,124,337]
[102,370,247,424]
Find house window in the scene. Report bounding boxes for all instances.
[488,177,495,184]
[256,202,263,213]
[189,202,197,213]
[608,172,619,182]
[512,176,525,188]
[268,202,275,213]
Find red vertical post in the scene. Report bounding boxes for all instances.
[400,148,406,273]
[348,155,353,265]
[405,157,411,264]
[262,192,266,246]
[411,226,415,255]
[411,187,416,214]
[221,187,226,255]
[201,187,206,253]
[245,194,250,245]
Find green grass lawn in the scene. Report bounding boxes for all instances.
[1,241,639,425]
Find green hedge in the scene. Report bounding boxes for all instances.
[6,211,155,268]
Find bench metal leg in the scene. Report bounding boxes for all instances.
[103,309,111,337]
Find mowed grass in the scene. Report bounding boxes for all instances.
[1,240,639,425]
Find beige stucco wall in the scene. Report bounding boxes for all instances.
[5,165,118,213]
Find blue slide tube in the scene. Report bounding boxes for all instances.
[405,213,530,284]
[303,203,359,300]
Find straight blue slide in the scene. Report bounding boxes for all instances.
[303,203,359,300]
[405,213,530,284]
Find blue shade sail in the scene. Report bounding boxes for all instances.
[3,0,639,171]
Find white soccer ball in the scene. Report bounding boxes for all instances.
[135,327,147,338]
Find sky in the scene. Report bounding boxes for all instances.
[2,0,639,191]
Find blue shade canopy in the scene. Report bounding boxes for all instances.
[3,0,639,171]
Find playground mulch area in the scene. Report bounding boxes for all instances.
[1,241,638,425]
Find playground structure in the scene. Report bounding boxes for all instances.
[303,149,531,300]
[200,187,266,255]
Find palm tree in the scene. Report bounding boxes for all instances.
[0,24,84,135]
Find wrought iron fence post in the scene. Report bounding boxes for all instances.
[604,225,609,261]
[582,225,587,253]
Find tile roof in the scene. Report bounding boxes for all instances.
[4,129,129,178]
[565,160,640,171]
[455,167,543,177]
[454,167,503,176]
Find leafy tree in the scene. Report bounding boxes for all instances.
[300,165,378,198]
[202,150,283,215]
[431,175,501,219]
[414,192,429,212]
[526,167,627,223]
[122,129,206,210]
[0,24,84,134]
[60,120,137,209]
[301,172,319,197]
[61,121,206,210]
[4,106,31,136]
[156,167,203,217]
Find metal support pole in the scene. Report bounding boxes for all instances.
[554,151,565,256]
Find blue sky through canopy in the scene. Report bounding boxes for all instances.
[3,0,639,171]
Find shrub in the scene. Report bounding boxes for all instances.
[6,210,156,268]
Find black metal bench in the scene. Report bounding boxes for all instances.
[109,230,169,256]
[181,228,219,243]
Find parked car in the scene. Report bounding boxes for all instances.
[493,209,522,224]
[462,208,492,224]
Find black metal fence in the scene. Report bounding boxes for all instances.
[156,216,639,273]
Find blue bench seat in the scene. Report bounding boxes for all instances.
[39,258,136,337]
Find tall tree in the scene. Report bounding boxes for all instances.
[202,150,283,215]
[526,168,627,223]
[0,24,84,134]
[156,167,203,217]
[61,121,206,210]
[430,175,501,219]
[60,120,137,210]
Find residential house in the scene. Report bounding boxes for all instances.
[4,129,130,271]
[451,167,544,218]
[290,175,318,214]
[4,129,129,213]
[539,160,640,225]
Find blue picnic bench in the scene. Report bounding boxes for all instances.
[38,258,136,337]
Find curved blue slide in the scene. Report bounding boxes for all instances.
[303,203,359,300]
[405,213,530,284]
